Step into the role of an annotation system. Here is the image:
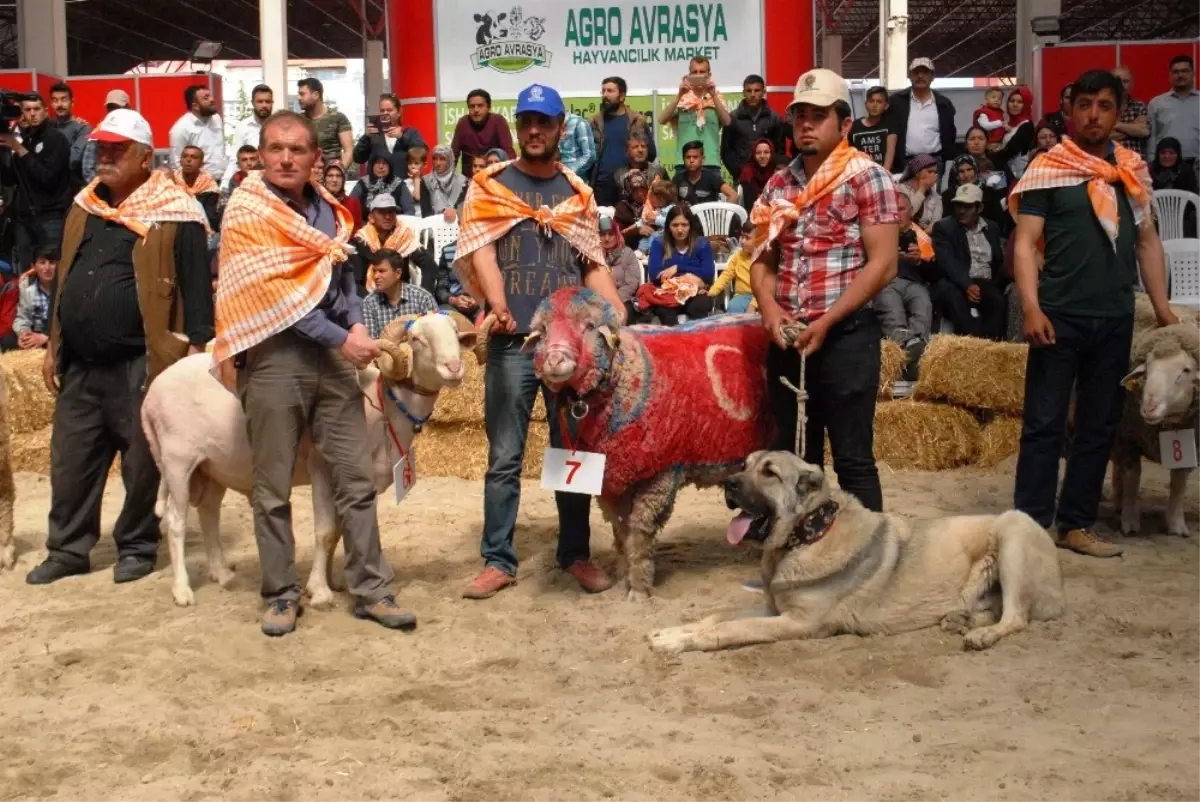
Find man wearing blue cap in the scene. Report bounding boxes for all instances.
[455,83,625,599]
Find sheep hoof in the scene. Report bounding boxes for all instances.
[308,586,336,611]
[626,588,650,602]
[1120,514,1141,536]
[172,584,196,607]
[0,542,14,570]
[1167,521,1190,538]
[210,565,236,588]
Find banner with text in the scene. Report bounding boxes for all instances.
[435,1,763,98]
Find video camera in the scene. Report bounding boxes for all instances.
[0,90,25,132]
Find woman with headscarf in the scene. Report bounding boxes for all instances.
[484,148,508,167]
[351,153,415,214]
[899,154,943,233]
[1152,137,1199,237]
[322,162,362,232]
[990,87,1035,179]
[737,138,776,212]
[422,144,468,221]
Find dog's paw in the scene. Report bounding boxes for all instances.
[627,588,651,602]
[172,583,196,608]
[210,564,236,588]
[1166,517,1190,538]
[963,626,1000,651]
[648,627,693,654]
[940,611,970,635]
[0,541,14,570]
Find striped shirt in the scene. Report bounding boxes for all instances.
[362,284,437,338]
[759,154,901,321]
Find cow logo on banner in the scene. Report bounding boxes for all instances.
[470,6,553,74]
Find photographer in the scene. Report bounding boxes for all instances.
[0,94,71,270]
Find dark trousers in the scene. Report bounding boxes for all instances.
[482,334,590,574]
[1014,313,1133,531]
[650,295,713,326]
[930,278,1006,340]
[767,310,883,511]
[46,354,160,566]
[13,214,63,272]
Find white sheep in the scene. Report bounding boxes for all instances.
[1112,319,1199,537]
[141,311,484,607]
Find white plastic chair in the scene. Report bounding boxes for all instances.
[1154,189,1200,243]
[689,201,748,238]
[397,214,423,230]
[420,219,460,257]
[1164,239,1200,309]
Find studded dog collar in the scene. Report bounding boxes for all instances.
[781,500,840,551]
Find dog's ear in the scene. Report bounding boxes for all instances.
[794,466,825,500]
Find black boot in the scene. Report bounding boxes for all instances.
[113,556,156,584]
[26,558,89,585]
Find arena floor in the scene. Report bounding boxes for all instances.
[0,460,1196,801]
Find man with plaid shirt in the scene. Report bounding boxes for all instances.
[361,249,437,338]
[751,69,901,513]
[1113,66,1150,159]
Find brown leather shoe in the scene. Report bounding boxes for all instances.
[1058,528,1124,558]
[463,566,516,599]
[565,560,613,593]
[261,599,301,637]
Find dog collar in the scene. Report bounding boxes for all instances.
[782,500,839,551]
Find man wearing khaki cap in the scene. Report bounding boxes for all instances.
[747,68,900,516]
[80,89,132,182]
[886,57,958,175]
[930,183,1006,340]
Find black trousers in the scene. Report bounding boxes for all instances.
[767,310,883,511]
[930,278,1006,340]
[650,295,713,326]
[46,354,161,566]
[1014,313,1133,531]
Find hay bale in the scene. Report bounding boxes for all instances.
[416,420,548,481]
[878,339,907,400]
[976,415,1023,468]
[873,400,981,471]
[1,350,56,434]
[431,360,546,425]
[913,335,1027,414]
[11,425,51,473]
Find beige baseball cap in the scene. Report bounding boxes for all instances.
[787,68,851,111]
[952,184,983,205]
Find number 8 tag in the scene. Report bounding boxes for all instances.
[1159,429,1198,470]
[541,448,606,495]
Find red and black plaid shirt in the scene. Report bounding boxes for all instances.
[759,157,901,321]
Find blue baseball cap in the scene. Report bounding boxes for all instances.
[515,84,565,118]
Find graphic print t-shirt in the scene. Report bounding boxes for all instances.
[849,118,890,166]
[493,165,585,333]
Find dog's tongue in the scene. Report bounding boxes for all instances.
[727,513,754,546]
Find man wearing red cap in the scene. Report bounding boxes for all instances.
[26,109,214,586]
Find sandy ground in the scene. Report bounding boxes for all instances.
[0,459,1197,801]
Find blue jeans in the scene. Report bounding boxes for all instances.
[726,293,754,313]
[482,334,591,575]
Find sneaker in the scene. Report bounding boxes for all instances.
[354,595,417,630]
[564,560,613,593]
[113,556,155,584]
[1057,528,1124,558]
[261,599,301,637]
[462,566,516,599]
[25,558,89,585]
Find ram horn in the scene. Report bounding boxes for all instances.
[374,339,413,381]
[472,312,498,366]
[379,315,422,345]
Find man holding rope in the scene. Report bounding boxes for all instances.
[749,69,901,514]
[212,111,415,637]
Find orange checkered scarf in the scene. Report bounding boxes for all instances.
[73,169,211,238]
[749,139,877,260]
[1009,138,1152,249]
[355,220,420,291]
[175,169,219,196]
[454,161,604,295]
[211,172,354,366]
[677,88,723,129]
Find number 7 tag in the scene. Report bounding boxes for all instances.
[541,448,606,495]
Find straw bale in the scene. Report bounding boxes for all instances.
[913,335,1027,414]
[976,415,1023,468]
[431,360,546,425]
[878,339,907,400]
[1,350,56,434]
[416,421,548,481]
[873,400,981,471]
[11,425,51,474]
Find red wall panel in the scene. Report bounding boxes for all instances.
[65,75,137,126]
[133,74,221,150]
[1039,45,1118,117]
[1118,40,1200,101]
[763,0,814,92]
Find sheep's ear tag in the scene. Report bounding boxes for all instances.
[1159,430,1198,470]
[1120,365,1146,391]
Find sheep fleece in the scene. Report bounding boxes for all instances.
[573,315,776,497]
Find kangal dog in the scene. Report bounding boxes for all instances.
[649,451,1065,654]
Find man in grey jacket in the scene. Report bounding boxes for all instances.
[49,83,91,182]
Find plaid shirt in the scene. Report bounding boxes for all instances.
[558,113,596,179]
[759,155,901,321]
[1119,97,1149,160]
[362,283,437,338]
